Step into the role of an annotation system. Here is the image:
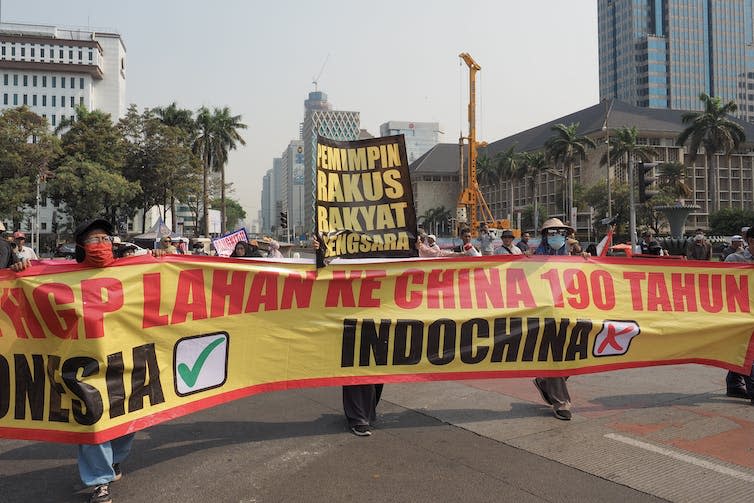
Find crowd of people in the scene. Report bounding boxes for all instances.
[4,216,754,503]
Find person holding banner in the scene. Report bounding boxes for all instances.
[453,228,481,256]
[72,219,137,503]
[312,235,382,436]
[724,226,754,402]
[532,218,576,420]
[494,230,522,255]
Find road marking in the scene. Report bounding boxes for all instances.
[605,433,754,483]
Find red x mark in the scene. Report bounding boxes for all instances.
[598,324,634,353]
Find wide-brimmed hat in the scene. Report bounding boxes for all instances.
[13,231,25,239]
[731,235,743,242]
[501,229,514,238]
[539,218,574,234]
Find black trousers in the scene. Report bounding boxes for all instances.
[343,384,383,427]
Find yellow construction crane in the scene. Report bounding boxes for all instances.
[457,52,509,236]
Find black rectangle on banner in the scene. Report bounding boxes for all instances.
[315,134,418,259]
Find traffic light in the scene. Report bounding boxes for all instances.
[638,162,658,203]
[280,211,288,229]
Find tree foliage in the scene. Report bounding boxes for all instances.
[0,107,61,225]
[210,197,246,230]
[708,207,754,236]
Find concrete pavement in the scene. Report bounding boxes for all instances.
[0,364,751,502]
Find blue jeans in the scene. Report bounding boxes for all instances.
[78,433,135,486]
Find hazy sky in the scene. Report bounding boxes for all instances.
[1,0,599,222]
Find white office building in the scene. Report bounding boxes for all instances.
[380,121,440,164]
[0,22,126,124]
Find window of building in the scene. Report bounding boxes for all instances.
[32,75,37,87]
[13,74,18,85]
[42,95,46,106]
[79,96,84,106]
[11,46,15,57]
[70,96,74,108]
[20,47,25,57]
[62,77,66,88]
[13,94,17,106]
[42,75,46,87]
[32,95,37,106]
[51,114,56,126]
[60,95,65,108]
[70,115,74,122]
[51,76,56,88]
[2,74,7,85]
[58,49,63,59]
[51,95,56,107]
[22,94,27,105]
[79,77,84,89]
[40,48,44,58]
[78,50,82,61]
[68,50,73,60]
[41,222,47,231]
[1,46,4,56]
[88,50,93,62]
[2,94,6,105]
[22,75,27,86]
[30,47,35,58]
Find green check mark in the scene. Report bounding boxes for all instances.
[177,337,225,388]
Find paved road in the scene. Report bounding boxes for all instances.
[1,365,752,502]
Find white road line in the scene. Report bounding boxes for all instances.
[604,433,754,484]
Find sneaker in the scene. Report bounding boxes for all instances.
[553,408,572,421]
[726,388,751,399]
[350,424,372,436]
[88,484,112,503]
[533,378,554,406]
[112,463,122,481]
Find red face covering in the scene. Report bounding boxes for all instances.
[83,242,115,267]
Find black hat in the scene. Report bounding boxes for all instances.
[73,219,114,263]
[501,229,515,238]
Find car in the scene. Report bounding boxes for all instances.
[54,242,77,259]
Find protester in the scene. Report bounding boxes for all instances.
[72,219,137,503]
[494,229,522,255]
[116,244,137,258]
[585,243,598,256]
[721,235,744,261]
[532,218,577,420]
[267,239,284,258]
[231,241,263,258]
[13,231,38,260]
[0,222,18,268]
[478,222,495,256]
[687,231,711,260]
[453,228,481,256]
[723,227,754,403]
[516,232,531,254]
[192,241,208,255]
[416,234,451,258]
[158,235,178,254]
[639,230,664,255]
[312,235,382,436]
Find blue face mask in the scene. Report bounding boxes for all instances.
[548,235,566,250]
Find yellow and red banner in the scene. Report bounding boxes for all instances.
[1,254,753,444]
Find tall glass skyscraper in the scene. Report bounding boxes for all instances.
[301,91,360,229]
[598,0,754,118]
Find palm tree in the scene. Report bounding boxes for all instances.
[544,123,596,223]
[658,162,692,201]
[154,102,196,135]
[211,107,247,234]
[192,107,247,235]
[495,146,522,218]
[676,92,746,213]
[519,151,548,229]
